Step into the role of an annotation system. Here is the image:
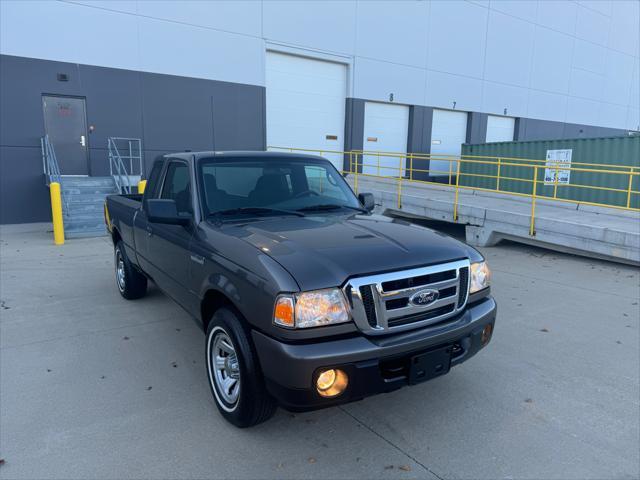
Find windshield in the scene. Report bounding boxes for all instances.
[198,157,362,218]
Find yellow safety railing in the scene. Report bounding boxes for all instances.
[269,146,639,238]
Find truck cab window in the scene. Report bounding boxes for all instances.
[145,160,163,198]
[161,162,192,215]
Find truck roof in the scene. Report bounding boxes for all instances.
[165,151,331,163]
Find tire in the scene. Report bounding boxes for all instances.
[205,307,277,427]
[114,240,147,300]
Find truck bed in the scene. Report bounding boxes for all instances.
[105,194,144,255]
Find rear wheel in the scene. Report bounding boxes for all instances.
[205,308,276,427]
[114,240,147,300]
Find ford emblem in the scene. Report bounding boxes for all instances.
[409,289,439,307]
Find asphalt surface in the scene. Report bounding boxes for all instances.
[1,223,638,479]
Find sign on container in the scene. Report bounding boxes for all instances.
[544,149,572,185]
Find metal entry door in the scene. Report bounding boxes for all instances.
[42,96,89,175]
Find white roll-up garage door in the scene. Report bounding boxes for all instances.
[362,102,409,177]
[265,51,347,170]
[486,115,515,143]
[430,109,468,178]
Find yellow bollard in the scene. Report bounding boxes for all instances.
[138,179,147,194]
[49,182,65,245]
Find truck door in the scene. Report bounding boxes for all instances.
[146,160,198,310]
[134,160,164,275]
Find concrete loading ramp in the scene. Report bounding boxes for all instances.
[348,175,640,265]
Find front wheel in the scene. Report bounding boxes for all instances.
[114,241,147,300]
[205,308,276,427]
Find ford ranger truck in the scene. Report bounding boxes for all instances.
[105,152,496,427]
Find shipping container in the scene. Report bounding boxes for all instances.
[459,135,640,209]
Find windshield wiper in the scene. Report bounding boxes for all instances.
[208,207,305,219]
[296,204,368,214]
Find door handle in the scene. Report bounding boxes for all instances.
[80,135,86,147]
[190,254,205,265]
[146,226,153,237]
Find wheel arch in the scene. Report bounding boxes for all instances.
[111,226,122,246]
[201,289,245,333]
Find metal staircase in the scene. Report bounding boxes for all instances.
[42,135,142,239]
[58,176,118,238]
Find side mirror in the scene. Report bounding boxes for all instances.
[358,192,375,212]
[145,199,190,226]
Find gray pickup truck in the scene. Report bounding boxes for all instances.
[105,151,496,427]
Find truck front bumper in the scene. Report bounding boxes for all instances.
[252,296,497,411]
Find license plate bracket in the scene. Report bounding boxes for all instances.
[408,346,452,384]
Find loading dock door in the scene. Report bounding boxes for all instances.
[42,96,89,175]
[266,51,346,171]
[362,102,409,177]
[430,109,468,178]
[486,115,515,142]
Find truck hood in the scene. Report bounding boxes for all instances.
[219,213,480,291]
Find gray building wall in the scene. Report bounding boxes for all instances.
[0,54,265,224]
[514,117,629,141]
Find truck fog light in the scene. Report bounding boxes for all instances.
[316,368,348,398]
[481,324,493,345]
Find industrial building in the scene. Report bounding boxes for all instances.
[1,0,638,226]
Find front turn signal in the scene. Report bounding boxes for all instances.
[274,296,295,328]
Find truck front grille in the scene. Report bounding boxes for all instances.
[458,266,469,308]
[359,286,378,328]
[344,259,470,335]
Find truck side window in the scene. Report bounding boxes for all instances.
[145,161,163,198]
[161,162,192,215]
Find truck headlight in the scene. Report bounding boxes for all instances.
[469,261,491,294]
[274,288,350,329]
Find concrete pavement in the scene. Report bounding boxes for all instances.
[1,223,638,479]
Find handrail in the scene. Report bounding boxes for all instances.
[108,137,143,194]
[348,148,638,170]
[268,146,640,238]
[41,135,69,213]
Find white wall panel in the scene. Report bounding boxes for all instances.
[353,58,426,106]
[427,1,487,78]
[66,1,138,14]
[138,17,264,86]
[484,10,535,88]
[0,0,139,71]
[489,0,537,22]
[527,90,568,123]
[599,103,629,129]
[426,71,482,112]
[356,1,428,68]
[565,97,600,126]
[263,1,356,55]
[530,26,573,94]
[626,108,640,131]
[576,1,612,17]
[572,39,607,74]
[608,0,640,57]
[602,51,634,106]
[137,1,261,37]
[629,58,640,111]
[482,82,528,117]
[569,68,604,101]
[575,4,611,46]
[536,0,576,33]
